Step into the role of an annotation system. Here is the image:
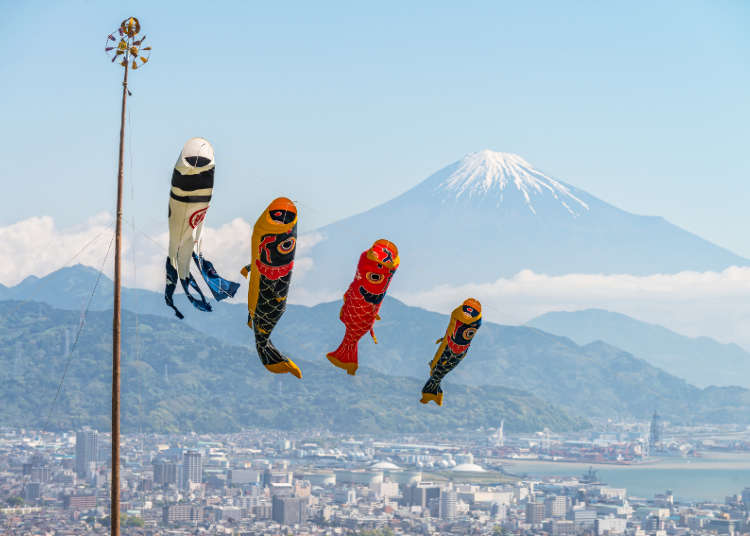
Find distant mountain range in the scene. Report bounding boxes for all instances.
[300,150,748,293]
[527,309,750,389]
[0,301,582,434]
[4,265,750,426]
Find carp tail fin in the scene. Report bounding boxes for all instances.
[255,338,302,379]
[420,379,443,406]
[326,334,358,376]
[164,257,184,319]
[193,253,240,301]
[180,273,213,313]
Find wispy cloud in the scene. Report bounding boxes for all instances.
[3,215,750,348]
[0,213,114,286]
[0,215,322,299]
[394,268,750,348]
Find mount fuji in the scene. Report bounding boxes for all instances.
[302,150,748,292]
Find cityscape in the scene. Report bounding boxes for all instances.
[2,415,750,535]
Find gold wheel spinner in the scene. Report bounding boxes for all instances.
[105,17,151,69]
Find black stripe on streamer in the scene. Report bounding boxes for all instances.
[171,168,214,191]
[170,191,212,203]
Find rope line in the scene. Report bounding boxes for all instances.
[124,216,239,301]
[126,105,146,437]
[0,226,114,325]
[42,230,115,431]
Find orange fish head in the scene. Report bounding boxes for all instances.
[265,197,297,226]
[448,298,482,350]
[457,298,482,322]
[366,239,399,270]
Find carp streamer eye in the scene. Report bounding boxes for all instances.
[463,328,477,340]
[277,237,296,254]
[366,272,384,284]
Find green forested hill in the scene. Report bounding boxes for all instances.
[0,301,585,434]
[5,265,750,425]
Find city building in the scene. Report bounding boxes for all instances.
[23,482,41,502]
[545,495,567,518]
[572,508,598,529]
[596,516,627,535]
[75,428,98,479]
[439,489,458,520]
[407,482,441,508]
[650,411,663,450]
[526,500,545,525]
[163,504,203,524]
[63,494,97,510]
[182,450,202,489]
[544,519,576,536]
[153,458,180,487]
[3,425,750,535]
[272,495,307,525]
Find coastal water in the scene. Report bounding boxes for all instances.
[502,452,750,502]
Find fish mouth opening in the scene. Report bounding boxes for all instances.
[447,338,470,354]
[184,155,212,168]
[256,259,294,280]
[359,286,385,305]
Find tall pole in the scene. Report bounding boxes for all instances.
[111,60,127,536]
[105,18,150,535]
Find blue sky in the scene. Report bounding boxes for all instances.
[1,1,749,256]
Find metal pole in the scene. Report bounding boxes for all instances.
[111,60,128,536]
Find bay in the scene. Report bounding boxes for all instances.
[502,452,750,502]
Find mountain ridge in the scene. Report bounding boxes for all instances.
[299,150,748,293]
[526,308,750,389]
[0,300,583,433]
[5,265,750,425]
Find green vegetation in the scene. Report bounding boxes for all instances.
[421,470,516,485]
[12,266,750,425]
[123,514,145,527]
[5,496,24,507]
[357,529,395,536]
[0,301,585,434]
[276,298,750,424]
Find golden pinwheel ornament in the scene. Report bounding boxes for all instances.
[105,17,151,69]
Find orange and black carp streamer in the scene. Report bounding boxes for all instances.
[327,239,399,375]
[241,198,302,378]
[420,299,482,406]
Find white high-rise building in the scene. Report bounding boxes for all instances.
[493,420,505,447]
[182,450,202,489]
[545,495,567,518]
[75,428,98,479]
[440,489,458,520]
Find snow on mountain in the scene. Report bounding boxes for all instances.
[437,150,588,216]
[297,150,749,294]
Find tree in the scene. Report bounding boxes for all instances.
[6,496,24,506]
[124,515,145,527]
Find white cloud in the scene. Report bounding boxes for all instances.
[394,268,750,349]
[0,215,323,303]
[3,215,750,348]
[0,213,114,286]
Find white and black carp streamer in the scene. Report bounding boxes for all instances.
[165,137,239,318]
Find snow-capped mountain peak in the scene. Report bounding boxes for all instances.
[437,150,589,216]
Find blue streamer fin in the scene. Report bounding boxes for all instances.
[164,257,185,319]
[180,272,213,313]
[193,252,240,301]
